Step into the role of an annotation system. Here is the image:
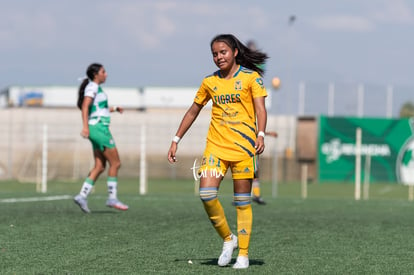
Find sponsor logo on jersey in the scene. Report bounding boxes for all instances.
[222,110,239,118]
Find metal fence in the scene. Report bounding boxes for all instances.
[270,81,413,117]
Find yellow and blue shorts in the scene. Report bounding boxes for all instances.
[198,149,257,180]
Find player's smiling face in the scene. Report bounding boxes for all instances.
[211,41,238,73]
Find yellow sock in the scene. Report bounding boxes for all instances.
[236,204,252,256]
[200,189,232,241]
[252,179,261,197]
[252,186,261,197]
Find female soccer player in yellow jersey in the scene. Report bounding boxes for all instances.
[167,34,268,269]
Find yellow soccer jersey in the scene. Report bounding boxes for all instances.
[194,66,267,161]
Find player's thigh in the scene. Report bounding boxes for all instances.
[233,178,252,193]
[103,147,120,165]
[93,149,106,167]
[200,174,223,189]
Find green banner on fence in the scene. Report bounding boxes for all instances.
[318,116,414,184]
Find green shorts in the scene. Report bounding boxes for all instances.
[88,123,116,151]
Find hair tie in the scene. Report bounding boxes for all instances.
[77,76,88,82]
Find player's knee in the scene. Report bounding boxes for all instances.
[199,187,218,202]
[233,193,251,206]
[109,159,121,170]
[94,163,106,174]
[113,160,121,170]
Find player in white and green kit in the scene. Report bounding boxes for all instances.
[74,63,128,213]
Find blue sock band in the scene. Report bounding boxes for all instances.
[233,193,251,206]
[199,187,218,202]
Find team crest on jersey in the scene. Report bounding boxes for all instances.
[256,78,264,88]
[234,80,242,90]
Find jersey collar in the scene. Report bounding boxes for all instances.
[217,65,242,79]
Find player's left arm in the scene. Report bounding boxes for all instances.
[254,96,267,155]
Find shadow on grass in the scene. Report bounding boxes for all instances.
[71,210,120,214]
[91,210,120,214]
[175,258,264,266]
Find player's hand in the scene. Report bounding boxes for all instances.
[117,106,124,114]
[167,142,178,163]
[255,136,265,155]
[80,127,89,138]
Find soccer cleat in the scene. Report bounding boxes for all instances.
[233,255,249,269]
[106,199,129,211]
[74,195,91,213]
[218,234,238,267]
[252,196,266,205]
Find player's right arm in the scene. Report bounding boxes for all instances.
[80,96,93,138]
[167,102,203,163]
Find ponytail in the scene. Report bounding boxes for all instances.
[77,78,89,110]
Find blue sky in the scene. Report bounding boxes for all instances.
[1,0,413,90]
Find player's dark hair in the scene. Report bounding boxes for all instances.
[210,34,268,76]
[77,63,103,110]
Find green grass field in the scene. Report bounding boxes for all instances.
[1,179,414,274]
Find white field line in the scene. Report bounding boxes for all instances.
[378,186,393,195]
[0,195,72,203]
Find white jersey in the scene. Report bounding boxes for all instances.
[84,82,110,125]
